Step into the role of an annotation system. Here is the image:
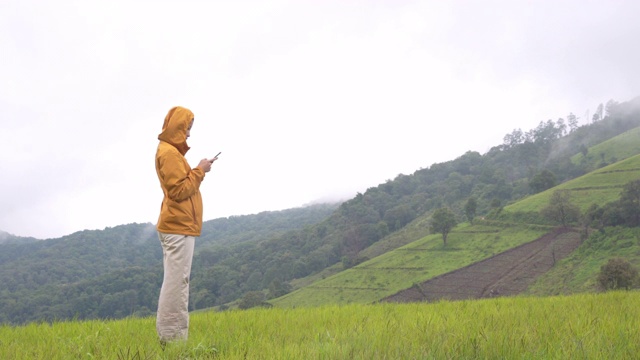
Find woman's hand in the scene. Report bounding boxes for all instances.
[197,157,217,173]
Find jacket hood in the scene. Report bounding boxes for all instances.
[158,106,194,155]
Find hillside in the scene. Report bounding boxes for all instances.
[271,222,552,307]
[0,204,337,324]
[503,153,640,215]
[2,96,640,324]
[571,126,640,170]
[273,126,640,307]
[383,228,582,303]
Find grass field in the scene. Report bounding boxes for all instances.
[271,223,549,308]
[2,291,640,359]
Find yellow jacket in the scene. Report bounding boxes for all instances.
[155,106,205,236]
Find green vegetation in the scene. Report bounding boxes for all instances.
[430,207,458,245]
[540,190,580,226]
[503,154,640,215]
[526,227,640,296]
[3,291,640,359]
[571,125,640,169]
[272,222,548,307]
[0,204,338,325]
[598,257,639,290]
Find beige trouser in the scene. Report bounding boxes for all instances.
[156,232,195,342]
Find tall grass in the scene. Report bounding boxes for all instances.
[3,291,639,359]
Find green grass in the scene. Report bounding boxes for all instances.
[3,291,640,359]
[571,126,640,169]
[271,222,549,308]
[526,227,640,296]
[289,215,433,290]
[504,153,640,214]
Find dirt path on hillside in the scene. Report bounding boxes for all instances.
[382,227,582,303]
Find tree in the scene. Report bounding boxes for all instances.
[598,258,638,291]
[503,128,524,147]
[267,279,292,299]
[541,190,580,227]
[579,144,588,157]
[238,291,268,309]
[555,118,567,136]
[581,203,604,238]
[529,170,557,194]
[464,197,477,224]
[595,103,604,121]
[618,180,640,226]
[605,99,619,117]
[430,207,458,246]
[383,204,416,231]
[244,271,263,291]
[567,112,579,132]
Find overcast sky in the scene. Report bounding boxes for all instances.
[1,0,639,239]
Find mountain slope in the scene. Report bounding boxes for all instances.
[272,131,640,307]
[0,204,337,324]
[503,153,640,215]
[571,126,640,170]
[270,222,552,307]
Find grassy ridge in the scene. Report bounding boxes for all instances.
[504,153,640,214]
[571,126,640,168]
[271,223,549,307]
[3,291,640,359]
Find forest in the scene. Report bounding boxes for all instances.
[1,97,640,325]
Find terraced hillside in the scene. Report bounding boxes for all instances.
[271,223,551,307]
[504,153,640,214]
[271,126,640,309]
[382,227,582,303]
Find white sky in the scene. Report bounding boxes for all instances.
[1,0,639,239]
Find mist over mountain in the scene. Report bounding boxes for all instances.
[0,230,38,245]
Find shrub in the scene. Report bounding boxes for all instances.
[238,291,270,309]
[597,257,638,291]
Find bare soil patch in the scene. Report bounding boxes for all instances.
[382,227,582,303]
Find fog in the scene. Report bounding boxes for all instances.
[1,0,639,238]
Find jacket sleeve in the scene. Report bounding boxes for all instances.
[158,150,205,203]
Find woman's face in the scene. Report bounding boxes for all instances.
[187,119,194,138]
